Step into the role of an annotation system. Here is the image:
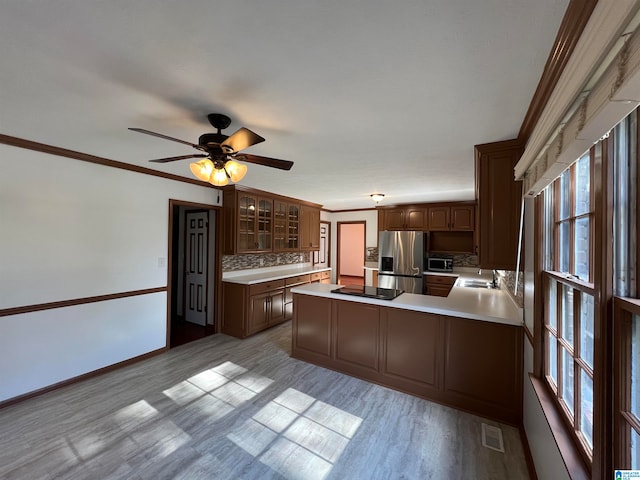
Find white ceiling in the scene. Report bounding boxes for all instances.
[0,0,568,210]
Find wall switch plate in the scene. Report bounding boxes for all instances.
[157,257,166,268]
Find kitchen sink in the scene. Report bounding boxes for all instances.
[456,279,496,289]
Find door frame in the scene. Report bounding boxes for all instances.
[167,199,222,348]
[336,221,366,282]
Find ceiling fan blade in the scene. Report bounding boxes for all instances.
[221,127,265,153]
[129,128,206,151]
[238,153,294,171]
[149,154,208,163]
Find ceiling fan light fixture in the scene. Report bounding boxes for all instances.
[224,159,248,183]
[189,158,214,182]
[209,167,230,187]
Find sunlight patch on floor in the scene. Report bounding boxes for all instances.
[227,387,363,480]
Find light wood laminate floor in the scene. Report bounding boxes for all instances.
[0,322,530,479]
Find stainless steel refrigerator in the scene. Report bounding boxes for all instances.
[378,231,425,293]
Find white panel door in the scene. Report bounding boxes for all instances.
[313,222,330,268]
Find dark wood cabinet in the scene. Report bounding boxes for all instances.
[292,293,523,424]
[223,187,273,254]
[424,274,457,296]
[334,301,380,373]
[443,316,523,422]
[223,185,321,254]
[427,205,474,231]
[248,290,284,336]
[237,193,272,252]
[284,274,311,320]
[223,279,286,338]
[378,202,476,254]
[381,309,442,394]
[274,201,300,251]
[223,271,331,337]
[292,294,332,360]
[310,271,330,283]
[378,206,427,231]
[300,205,320,250]
[475,140,524,270]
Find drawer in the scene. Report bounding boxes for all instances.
[285,274,311,286]
[320,270,331,279]
[311,272,322,282]
[424,275,457,286]
[250,279,285,295]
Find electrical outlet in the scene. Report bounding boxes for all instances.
[259,258,265,266]
[157,257,166,268]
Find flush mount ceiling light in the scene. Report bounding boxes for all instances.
[370,193,385,204]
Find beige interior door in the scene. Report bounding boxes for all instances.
[185,211,208,326]
[313,221,330,268]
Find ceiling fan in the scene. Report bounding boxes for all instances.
[129,113,293,186]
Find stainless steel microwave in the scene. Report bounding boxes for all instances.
[427,256,453,272]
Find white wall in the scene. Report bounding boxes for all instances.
[521,197,569,479]
[0,145,221,402]
[322,209,378,283]
[523,341,570,480]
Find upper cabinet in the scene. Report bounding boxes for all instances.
[427,205,474,231]
[274,201,300,251]
[300,205,321,250]
[378,206,427,231]
[475,139,524,270]
[378,201,476,254]
[227,189,273,253]
[223,185,321,255]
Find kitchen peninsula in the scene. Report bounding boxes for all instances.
[291,278,523,424]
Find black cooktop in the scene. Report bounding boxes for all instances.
[331,285,404,300]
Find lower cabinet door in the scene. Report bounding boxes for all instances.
[269,290,285,325]
[425,284,453,297]
[248,293,270,335]
[381,309,442,391]
[334,301,379,373]
[293,294,332,358]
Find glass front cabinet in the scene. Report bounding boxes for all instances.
[236,192,272,253]
[222,185,320,255]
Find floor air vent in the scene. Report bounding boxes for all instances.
[481,423,505,453]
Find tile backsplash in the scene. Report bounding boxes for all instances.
[223,252,312,271]
[498,270,524,307]
[451,253,479,267]
[367,249,478,268]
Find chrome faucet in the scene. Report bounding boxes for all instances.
[491,269,499,289]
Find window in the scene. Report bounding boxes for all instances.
[554,152,592,282]
[613,110,638,298]
[614,300,640,470]
[542,150,595,460]
[612,110,640,470]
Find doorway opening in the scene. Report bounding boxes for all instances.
[337,221,366,285]
[168,200,220,348]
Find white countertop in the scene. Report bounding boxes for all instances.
[223,264,332,285]
[291,275,522,326]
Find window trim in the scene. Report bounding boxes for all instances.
[613,296,640,469]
